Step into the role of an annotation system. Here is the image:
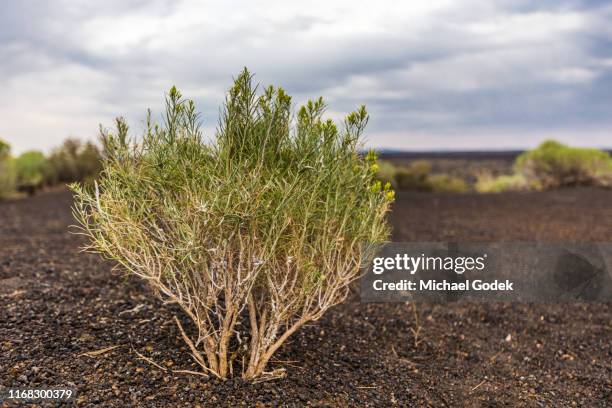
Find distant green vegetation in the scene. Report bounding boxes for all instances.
[2,137,610,198]
[428,174,469,193]
[376,160,398,189]
[0,139,16,199]
[15,151,48,193]
[377,140,612,194]
[394,160,432,191]
[515,140,612,189]
[376,159,468,193]
[0,138,102,199]
[47,138,103,184]
[475,140,612,193]
[475,173,527,193]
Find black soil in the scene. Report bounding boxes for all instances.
[1,189,610,407]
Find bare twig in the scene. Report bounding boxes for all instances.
[133,348,167,371]
[470,380,487,392]
[80,345,120,357]
[174,316,219,378]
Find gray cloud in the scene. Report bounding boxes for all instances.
[0,0,611,153]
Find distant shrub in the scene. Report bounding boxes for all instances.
[15,151,48,194]
[388,160,467,192]
[515,140,612,189]
[72,70,393,380]
[47,138,102,184]
[475,173,528,193]
[376,160,398,188]
[0,140,9,158]
[0,139,17,199]
[428,174,468,193]
[394,160,432,191]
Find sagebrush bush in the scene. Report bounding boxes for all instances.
[47,138,102,185]
[15,151,48,193]
[394,160,432,191]
[515,140,612,189]
[428,174,468,193]
[375,160,398,189]
[388,160,467,192]
[72,69,393,380]
[475,173,527,193]
[0,139,16,199]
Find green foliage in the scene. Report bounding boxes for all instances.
[515,140,612,189]
[0,139,10,159]
[375,160,398,188]
[428,174,468,193]
[72,69,393,379]
[379,160,467,192]
[15,151,48,190]
[394,160,432,191]
[0,139,16,199]
[0,137,103,198]
[475,173,527,193]
[47,138,102,184]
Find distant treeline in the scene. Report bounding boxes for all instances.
[377,140,612,193]
[378,150,524,161]
[2,138,611,199]
[0,138,102,199]
[378,148,612,161]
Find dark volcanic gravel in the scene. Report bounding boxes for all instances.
[1,189,611,407]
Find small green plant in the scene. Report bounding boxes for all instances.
[428,174,468,193]
[47,138,102,184]
[515,140,612,189]
[0,139,16,199]
[394,160,432,191]
[375,160,398,189]
[15,151,48,193]
[475,173,528,193]
[387,160,467,192]
[0,139,9,158]
[71,69,393,380]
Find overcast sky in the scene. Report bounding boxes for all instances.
[1,0,611,154]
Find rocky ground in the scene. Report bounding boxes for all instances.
[1,189,610,407]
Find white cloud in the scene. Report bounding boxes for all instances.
[0,0,610,154]
[546,67,598,84]
[465,10,586,45]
